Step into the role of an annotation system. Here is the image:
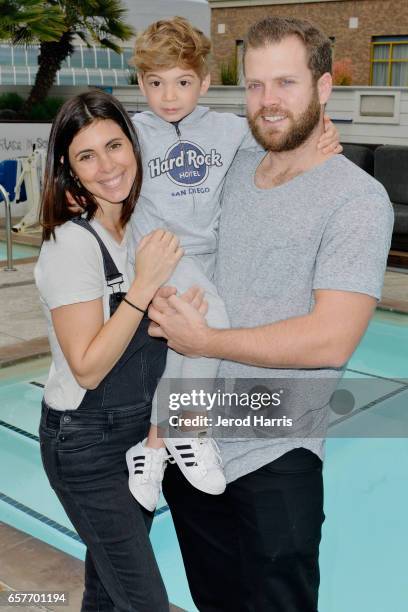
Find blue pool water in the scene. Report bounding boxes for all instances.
[0,310,407,611]
[0,240,40,261]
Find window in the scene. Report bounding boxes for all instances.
[14,67,30,84]
[123,48,134,69]
[74,70,90,85]
[83,47,96,68]
[102,71,117,86]
[96,48,109,68]
[109,49,123,69]
[88,69,103,85]
[13,47,27,66]
[371,36,408,86]
[58,69,75,85]
[0,45,12,66]
[27,46,39,66]
[0,67,16,85]
[70,47,83,68]
[116,71,132,86]
[236,40,244,85]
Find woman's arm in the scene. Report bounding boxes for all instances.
[52,229,182,389]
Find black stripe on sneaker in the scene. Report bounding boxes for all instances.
[175,444,192,450]
[185,462,196,467]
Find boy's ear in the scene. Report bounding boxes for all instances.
[137,73,146,96]
[200,73,211,96]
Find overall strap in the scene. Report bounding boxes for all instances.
[71,217,123,289]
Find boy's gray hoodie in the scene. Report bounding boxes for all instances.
[131,105,257,255]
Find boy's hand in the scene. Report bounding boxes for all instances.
[318,115,343,155]
[148,285,208,340]
[65,190,86,214]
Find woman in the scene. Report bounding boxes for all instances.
[35,90,183,611]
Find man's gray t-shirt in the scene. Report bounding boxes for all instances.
[215,152,394,483]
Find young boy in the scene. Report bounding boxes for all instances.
[125,16,341,511]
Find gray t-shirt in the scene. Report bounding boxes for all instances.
[215,152,394,482]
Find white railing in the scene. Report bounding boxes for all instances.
[0,183,16,271]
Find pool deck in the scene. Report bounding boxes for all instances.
[0,522,84,612]
[0,234,407,611]
[0,259,49,367]
[0,256,407,368]
[0,523,185,612]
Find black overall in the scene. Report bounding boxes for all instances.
[39,219,169,611]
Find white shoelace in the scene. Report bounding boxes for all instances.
[193,438,223,472]
[142,450,166,484]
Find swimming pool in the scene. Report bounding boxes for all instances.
[0,310,407,611]
[0,240,40,261]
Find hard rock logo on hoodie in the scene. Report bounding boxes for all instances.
[148,141,223,187]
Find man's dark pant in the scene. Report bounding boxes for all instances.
[163,447,324,612]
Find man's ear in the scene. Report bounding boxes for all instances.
[200,73,211,96]
[137,73,146,96]
[317,72,332,105]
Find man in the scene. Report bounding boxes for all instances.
[149,17,394,612]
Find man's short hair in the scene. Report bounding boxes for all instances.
[244,17,332,81]
[131,16,211,80]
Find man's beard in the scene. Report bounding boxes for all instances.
[247,88,322,152]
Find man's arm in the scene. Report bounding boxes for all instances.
[149,288,376,369]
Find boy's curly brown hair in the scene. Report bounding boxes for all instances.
[131,16,211,80]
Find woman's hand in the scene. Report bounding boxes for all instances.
[318,115,343,155]
[133,229,183,295]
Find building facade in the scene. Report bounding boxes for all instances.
[209,0,408,86]
[0,0,210,88]
[0,44,135,88]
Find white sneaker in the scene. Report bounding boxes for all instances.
[126,439,167,511]
[163,437,226,495]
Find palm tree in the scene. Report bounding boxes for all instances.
[0,0,135,116]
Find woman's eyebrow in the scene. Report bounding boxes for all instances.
[75,138,124,157]
[75,147,94,157]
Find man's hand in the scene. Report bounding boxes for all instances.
[148,286,209,356]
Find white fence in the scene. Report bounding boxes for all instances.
[1,85,408,216]
[110,84,408,146]
[1,85,408,159]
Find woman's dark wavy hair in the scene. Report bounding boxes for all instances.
[40,89,142,240]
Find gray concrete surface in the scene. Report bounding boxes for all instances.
[0,258,407,368]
